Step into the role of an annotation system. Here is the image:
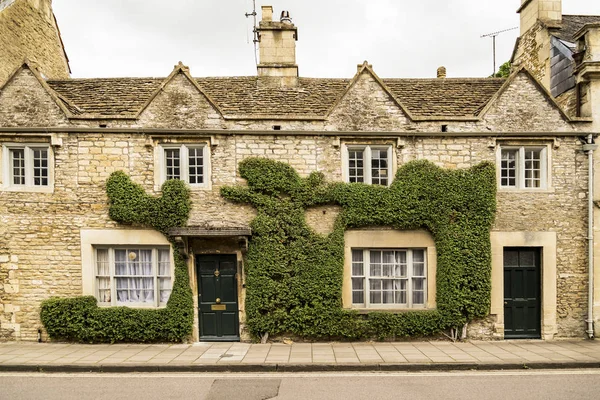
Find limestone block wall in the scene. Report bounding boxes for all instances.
[0,130,590,340]
[513,22,551,89]
[0,0,69,87]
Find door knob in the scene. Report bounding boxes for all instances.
[214,270,220,277]
[216,298,221,304]
[504,301,508,305]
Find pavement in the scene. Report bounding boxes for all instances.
[0,340,599,373]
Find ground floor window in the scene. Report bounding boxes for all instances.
[95,247,171,307]
[351,248,426,308]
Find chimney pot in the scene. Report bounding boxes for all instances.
[261,6,273,22]
[437,66,447,79]
[280,10,292,24]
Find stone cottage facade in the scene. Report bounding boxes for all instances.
[0,1,596,341]
[512,0,600,339]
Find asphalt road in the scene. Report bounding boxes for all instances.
[2,370,599,400]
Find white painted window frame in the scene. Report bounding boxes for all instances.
[498,145,549,191]
[80,229,174,310]
[94,246,171,308]
[351,248,427,309]
[1,143,54,193]
[156,143,211,190]
[342,144,393,186]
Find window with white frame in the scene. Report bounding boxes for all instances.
[351,248,426,308]
[159,144,209,187]
[344,145,392,186]
[95,247,171,307]
[499,146,547,189]
[2,144,51,189]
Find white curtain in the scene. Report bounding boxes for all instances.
[158,249,171,303]
[96,249,111,302]
[140,249,154,303]
[115,249,128,303]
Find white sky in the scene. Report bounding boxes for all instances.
[51,0,600,79]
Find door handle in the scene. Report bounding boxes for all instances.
[216,298,221,304]
[504,301,508,305]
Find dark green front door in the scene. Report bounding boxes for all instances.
[504,247,541,339]
[196,255,239,341]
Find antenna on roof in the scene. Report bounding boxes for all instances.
[245,0,259,66]
[481,27,518,76]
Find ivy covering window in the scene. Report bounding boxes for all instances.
[95,247,172,307]
[345,145,392,186]
[2,144,50,189]
[351,249,426,308]
[500,146,547,189]
[161,144,209,186]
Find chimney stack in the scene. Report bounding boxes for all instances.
[256,5,299,80]
[437,66,447,79]
[518,0,562,35]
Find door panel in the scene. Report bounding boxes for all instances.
[196,255,240,341]
[504,248,541,339]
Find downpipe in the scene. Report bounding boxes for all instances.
[584,134,597,340]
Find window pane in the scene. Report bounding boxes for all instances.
[188,147,204,184]
[352,277,364,305]
[348,150,364,183]
[33,149,49,186]
[165,149,181,180]
[500,149,517,187]
[370,251,382,276]
[10,149,25,185]
[371,148,389,186]
[158,249,170,275]
[524,149,542,188]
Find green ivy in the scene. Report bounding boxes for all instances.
[222,158,496,340]
[40,172,193,343]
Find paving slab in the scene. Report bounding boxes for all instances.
[0,340,599,372]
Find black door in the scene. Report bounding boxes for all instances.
[196,254,239,341]
[504,247,541,339]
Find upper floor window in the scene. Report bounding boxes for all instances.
[499,146,547,190]
[1,144,53,192]
[351,248,426,309]
[158,144,210,188]
[343,145,393,186]
[95,246,172,308]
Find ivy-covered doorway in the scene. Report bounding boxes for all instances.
[196,254,240,341]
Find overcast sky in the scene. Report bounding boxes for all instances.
[51,0,600,79]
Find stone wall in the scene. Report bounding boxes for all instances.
[0,0,69,87]
[0,130,590,340]
[513,21,551,89]
[0,64,593,341]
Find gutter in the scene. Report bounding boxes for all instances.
[0,127,593,137]
[584,134,597,339]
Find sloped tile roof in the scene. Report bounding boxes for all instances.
[196,77,348,117]
[47,78,162,116]
[552,14,600,42]
[384,78,505,117]
[46,75,506,119]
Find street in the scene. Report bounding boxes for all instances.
[2,369,599,400]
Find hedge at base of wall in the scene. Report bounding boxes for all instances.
[40,172,194,343]
[222,158,496,341]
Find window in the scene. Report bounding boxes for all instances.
[351,248,426,308]
[2,144,52,190]
[499,146,547,189]
[159,144,210,187]
[344,145,392,186]
[95,247,172,307]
